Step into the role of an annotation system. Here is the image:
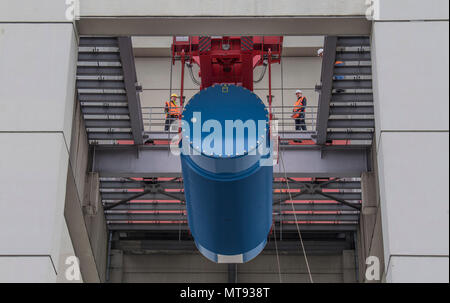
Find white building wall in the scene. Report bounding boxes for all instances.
[0,1,78,282]
[372,0,449,282]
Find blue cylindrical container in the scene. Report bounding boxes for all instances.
[180,84,273,263]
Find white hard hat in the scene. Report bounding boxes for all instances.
[317,48,324,56]
[296,90,302,94]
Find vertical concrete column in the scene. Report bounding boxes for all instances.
[227,263,238,283]
[342,250,357,283]
[109,250,124,283]
[371,0,449,282]
[358,169,385,282]
[0,1,78,282]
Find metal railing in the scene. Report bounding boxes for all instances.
[141,105,319,135]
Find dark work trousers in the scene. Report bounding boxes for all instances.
[165,115,178,131]
[295,113,307,131]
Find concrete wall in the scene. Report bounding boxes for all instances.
[64,99,109,282]
[110,251,354,283]
[372,0,449,282]
[0,1,108,282]
[135,52,322,133]
[357,144,385,282]
[0,1,78,282]
[80,0,367,17]
[77,0,371,36]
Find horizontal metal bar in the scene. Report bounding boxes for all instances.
[333,65,372,75]
[77,75,124,81]
[82,102,129,108]
[79,93,127,102]
[337,37,370,47]
[82,106,130,115]
[94,146,370,178]
[101,192,361,201]
[329,105,374,115]
[77,66,123,76]
[78,53,121,61]
[84,114,129,120]
[88,133,133,140]
[100,180,361,190]
[331,93,373,103]
[327,132,373,140]
[101,192,184,201]
[105,202,358,212]
[77,88,126,94]
[77,61,122,67]
[100,181,184,189]
[143,131,318,141]
[105,213,359,222]
[335,51,371,61]
[106,223,358,232]
[87,128,132,133]
[327,119,375,128]
[278,131,316,140]
[274,192,361,201]
[79,37,119,47]
[84,120,131,128]
[77,80,125,89]
[333,79,372,89]
[106,214,185,221]
[78,46,119,53]
[115,239,355,254]
[273,214,359,221]
[336,46,371,53]
[274,181,361,190]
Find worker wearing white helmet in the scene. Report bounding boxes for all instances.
[317,47,346,84]
[164,93,181,131]
[317,48,324,58]
[292,89,307,135]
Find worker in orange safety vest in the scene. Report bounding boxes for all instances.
[318,48,345,80]
[292,90,307,131]
[165,93,181,131]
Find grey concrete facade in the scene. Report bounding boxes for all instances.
[371,0,449,283]
[0,0,448,283]
[110,251,354,283]
[64,100,108,282]
[77,0,371,36]
[0,1,78,282]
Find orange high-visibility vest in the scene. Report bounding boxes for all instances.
[165,100,181,117]
[292,96,306,119]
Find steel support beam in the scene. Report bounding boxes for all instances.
[144,131,317,141]
[228,264,238,284]
[102,192,361,201]
[107,223,358,232]
[94,146,370,178]
[316,36,337,145]
[100,180,362,190]
[105,202,358,212]
[118,37,144,145]
[114,239,355,255]
[78,0,371,36]
[105,213,359,222]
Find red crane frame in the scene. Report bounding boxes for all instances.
[171,35,283,118]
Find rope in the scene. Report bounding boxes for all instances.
[187,63,201,86]
[272,222,283,283]
[253,62,267,83]
[168,55,173,152]
[178,177,184,241]
[279,149,314,283]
